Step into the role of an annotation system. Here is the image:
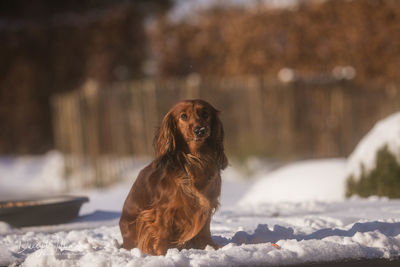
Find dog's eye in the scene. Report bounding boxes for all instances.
[201,111,209,119]
[180,113,188,121]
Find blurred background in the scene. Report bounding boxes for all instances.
[1,0,400,190]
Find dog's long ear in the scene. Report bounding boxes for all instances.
[154,111,177,160]
[212,111,228,170]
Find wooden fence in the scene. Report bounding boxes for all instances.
[51,77,400,188]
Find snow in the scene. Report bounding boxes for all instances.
[346,112,400,181]
[239,159,347,205]
[0,151,65,200]
[3,195,400,266]
[1,159,400,266]
[2,111,400,266]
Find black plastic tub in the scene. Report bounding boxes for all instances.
[0,196,89,227]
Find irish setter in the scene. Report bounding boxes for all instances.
[119,99,228,255]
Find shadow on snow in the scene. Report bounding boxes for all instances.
[213,221,400,246]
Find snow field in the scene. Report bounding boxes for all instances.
[3,205,400,267]
[3,173,400,267]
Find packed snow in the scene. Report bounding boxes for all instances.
[1,113,400,266]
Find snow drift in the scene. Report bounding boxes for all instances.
[239,159,347,205]
[346,112,400,181]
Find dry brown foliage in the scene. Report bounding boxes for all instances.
[152,0,400,84]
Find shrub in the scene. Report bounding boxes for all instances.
[346,145,400,198]
[153,0,400,85]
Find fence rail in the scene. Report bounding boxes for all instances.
[51,77,400,188]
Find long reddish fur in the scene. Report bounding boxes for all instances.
[119,99,228,255]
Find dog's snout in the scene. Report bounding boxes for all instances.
[194,126,206,137]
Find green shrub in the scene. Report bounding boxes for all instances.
[346,146,400,198]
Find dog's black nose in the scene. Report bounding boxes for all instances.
[194,126,206,137]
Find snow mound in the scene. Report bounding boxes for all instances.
[346,112,400,180]
[0,151,65,198]
[239,159,347,205]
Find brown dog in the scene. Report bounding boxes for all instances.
[119,99,228,255]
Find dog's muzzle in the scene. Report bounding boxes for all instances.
[194,126,207,137]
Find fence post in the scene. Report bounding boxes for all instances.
[182,73,201,100]
[81,80,102,186]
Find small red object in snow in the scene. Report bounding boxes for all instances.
[272,243,281,250]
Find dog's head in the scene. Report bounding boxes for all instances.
[155,99,227,169]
